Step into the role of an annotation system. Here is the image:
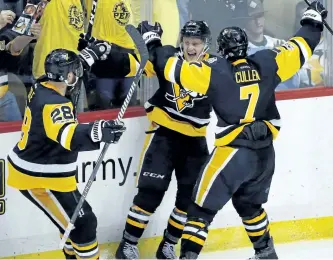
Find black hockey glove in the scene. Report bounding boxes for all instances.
[77,33,89,51]
[300,1,328,31]
[78,38,112,68]
[90,120,126,144]
[137,21,163,45]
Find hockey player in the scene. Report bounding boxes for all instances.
[7,41,126,259]
[114,20,213,260]
[78,20,214,259]
[140,1,327,259]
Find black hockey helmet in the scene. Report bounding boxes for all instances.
[44,48,83,88]
[217,26,248,61]
[180,20,212,46]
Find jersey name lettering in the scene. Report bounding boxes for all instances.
[235,70,261,84]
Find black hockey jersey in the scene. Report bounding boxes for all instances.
[7,82,100,192]
[91,47,213,137]
[152,24,321,147]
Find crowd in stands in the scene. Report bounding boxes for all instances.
[0,0,328,122]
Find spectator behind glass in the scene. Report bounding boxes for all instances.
[0,9,41,122]
[32,0,86,112]
[85,0,137,110]
[238,0,301,91]
[295,0,325,87]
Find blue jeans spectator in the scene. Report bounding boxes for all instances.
[0,91,22,122]
[95,77,137,109]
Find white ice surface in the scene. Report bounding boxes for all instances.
[200,239,333,259]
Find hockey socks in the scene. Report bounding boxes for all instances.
[242,208,271,249]
[123,205,152,244]
[60,234,100,259]
[180,218,209,257]
[164,207,187,243]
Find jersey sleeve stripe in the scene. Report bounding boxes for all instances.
[144,60,157,77]
[127,54,139,77]
[164,57,178,83]
[60,124,77,151]
[289,40,305,67]
[274,42,301,82]
[56,123,70,144]
[290,37,312,63]
[175,59,182,85]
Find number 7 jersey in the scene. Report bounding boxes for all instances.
[153,24,321,147]
[7,82,100,192]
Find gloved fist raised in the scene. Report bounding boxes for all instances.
[301,1,328,31]
[137,21,163,45]
[77,33,89,51]
[90,120,126,144]
[78,37,111,67]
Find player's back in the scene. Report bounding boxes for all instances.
[7,82,80,191]
[10,83,77,163]
[208,56,281,147]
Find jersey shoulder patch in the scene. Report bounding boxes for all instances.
[205,57,218,64]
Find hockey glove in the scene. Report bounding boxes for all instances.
[137,21,163,45]
[77,33,89,51]
[300,1,328,31]
[79,38,112,68]
[90,120,126,144]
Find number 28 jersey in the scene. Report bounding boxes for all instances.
[7,82,100,192]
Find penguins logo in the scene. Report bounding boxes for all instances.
[113,2,130,26]
[165,83,207,112]
[68,5,84,31]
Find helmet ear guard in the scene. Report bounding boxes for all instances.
[64,61,84,92]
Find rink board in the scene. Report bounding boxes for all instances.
[1,94,333,258]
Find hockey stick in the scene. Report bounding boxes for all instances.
[59,24,149,249]
[86,0,98,39]
[304,0,333,35]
